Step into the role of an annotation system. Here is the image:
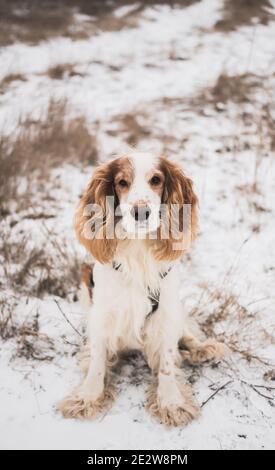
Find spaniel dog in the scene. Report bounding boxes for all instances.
[58,152,226,427]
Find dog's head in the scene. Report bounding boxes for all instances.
[75,152,198,263]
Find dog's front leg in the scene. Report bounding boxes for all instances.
[58,308,115,419]
[145,285,200,426]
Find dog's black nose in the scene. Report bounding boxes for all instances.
[131,205,151,222]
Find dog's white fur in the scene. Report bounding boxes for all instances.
[58,152,226,426]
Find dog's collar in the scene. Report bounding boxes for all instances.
[112,261,171,317]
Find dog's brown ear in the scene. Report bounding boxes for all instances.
[75,162,117,264]
[151,157,199,261]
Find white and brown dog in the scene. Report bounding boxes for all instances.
[58,152,226,426]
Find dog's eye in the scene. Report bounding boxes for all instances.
[118,179,128,188]
[150,175,161,186]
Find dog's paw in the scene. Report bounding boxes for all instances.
[181,339,229,365]
[147,382,200,427]
[57,385,115,420]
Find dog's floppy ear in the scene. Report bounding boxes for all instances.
[75,162,117,263]
[152,157,199,261]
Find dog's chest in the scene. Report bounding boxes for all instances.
[106,260,164,350]
[106,274,154,350]
[95,242,169,351]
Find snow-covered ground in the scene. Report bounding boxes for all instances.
[0,0,275,450]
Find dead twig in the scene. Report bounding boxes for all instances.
[253,384,275,391]
[240,380,275,400]
[201,380,233,407]
[250,385,273,401]
[54,299,82,338]
[227,345,272,367]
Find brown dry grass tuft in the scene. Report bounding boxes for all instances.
[159,72,275,159]
[110,112,151,146]
[196,72,275,188]
[215,0,274,32]
[185,73,266,117]
[0,73,26,94]
[1,1,273,46]
[191,286,275,367]
[0,227,81,300]
[0,298,17,340]
[0,219,82,358]
[201,73,261,106]
[0,298,55,360]
[0,98,98,215]
[46,63,84,80]
[0,220,81,353]
[0,0,75,46]
[0,1,201,46]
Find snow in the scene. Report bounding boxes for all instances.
[0,0,275,450]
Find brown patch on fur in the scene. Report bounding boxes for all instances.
[57,385,116,420]
[75,157,133,263]
[81,263,94,300]
[150,157,198,261]
[160,368,171,376]
[113,158,134,199]
[146,381,200,427]
[146,168,165,197]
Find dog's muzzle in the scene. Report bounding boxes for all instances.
[130,204,151,222]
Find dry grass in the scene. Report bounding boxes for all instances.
[0,222,81,353]
[0,226,81,300]
[0,73,26,94]
[46,63,84,80]
[0,1,273,46]
[0,1,201,46]
[109,110,177,154]
[0,0,78,46]
[160,72,271,109]
[158,71,275,159]
[0,298,17,340]
[0,298,56,360]
[68,1,200,35]
[0,219,83,362]
[198,73,275,188]
[110,112,151,146]
[261,102,275,151]
[199,73,262,106]
[0,99,98,215]
[0,218,82,359]
[191,286,275,368]
[215,0,274,32]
